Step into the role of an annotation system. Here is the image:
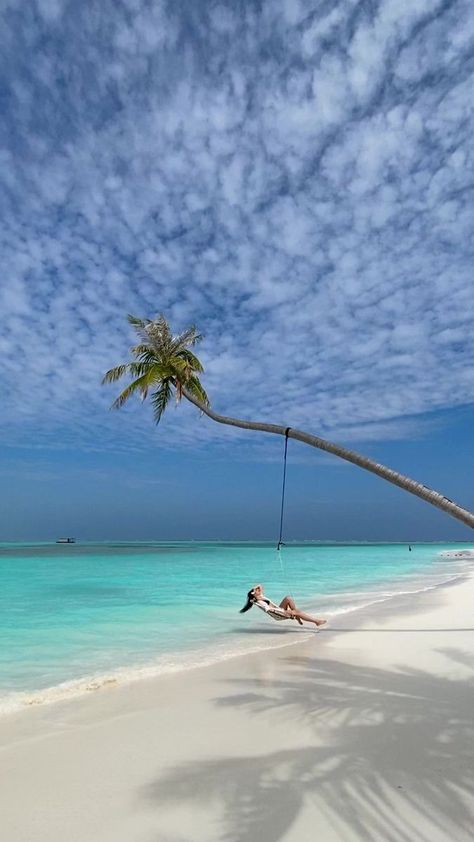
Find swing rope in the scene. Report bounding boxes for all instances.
[277,427,291,550]
[277,427,293,597]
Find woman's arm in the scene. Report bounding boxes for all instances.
[254,599,270,612]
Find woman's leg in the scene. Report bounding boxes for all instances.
[280,596,303,624]
[279,596,296,611]
[293,610,326,627]
[280,596,326,627]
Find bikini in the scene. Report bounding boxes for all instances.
[254,597,289,621]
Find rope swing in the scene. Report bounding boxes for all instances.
[277,427,291,551]
[276,427,294,599]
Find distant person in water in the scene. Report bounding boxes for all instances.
[240,584,327,627]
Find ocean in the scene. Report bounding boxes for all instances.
[1,541,472,714]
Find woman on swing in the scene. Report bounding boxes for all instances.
[240,584,327,627]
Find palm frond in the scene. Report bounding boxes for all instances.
[111,379,146,410]
[171,325,203,353]
[127,361,163,379]
[132,325,156,346]
[177,349,204,373]
[102,364,130,385]
[151,380,173,423]
[130,344,159,362]
[186,374,210,406]
[110,368,164,409]
[169,356,188,375]
[152,314,171,343]
[127,314,148,328]
[144,315,173,355]
[168,357,190,395]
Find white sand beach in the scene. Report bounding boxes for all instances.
[1,572,473,842]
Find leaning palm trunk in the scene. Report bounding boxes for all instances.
[182,387,474,530]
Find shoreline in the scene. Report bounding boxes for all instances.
[0,560,469,717]
[1,567,473,841]
[1,569,473,841]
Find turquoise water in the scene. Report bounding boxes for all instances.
[0,541,472,713]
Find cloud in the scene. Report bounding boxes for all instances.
[1,0,474,456]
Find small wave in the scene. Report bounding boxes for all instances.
[438,549,474,559]
[315,571,465,610]
[0,569,467,718]
[0,637,316,716]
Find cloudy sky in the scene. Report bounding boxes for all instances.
[1,0,474,540]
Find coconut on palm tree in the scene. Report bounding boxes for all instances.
[103,314,474,530]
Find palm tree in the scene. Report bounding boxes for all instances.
[103,314,474,530]
[102,314,209,422]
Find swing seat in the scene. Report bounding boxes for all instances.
[268,611,291,622]
[256,604,291,622]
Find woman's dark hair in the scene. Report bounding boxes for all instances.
[239,588,256,613]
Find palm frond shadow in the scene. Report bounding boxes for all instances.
[144,650,474,842]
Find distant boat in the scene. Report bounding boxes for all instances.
[56,537,76,544]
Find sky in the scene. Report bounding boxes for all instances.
[1,0,474,541]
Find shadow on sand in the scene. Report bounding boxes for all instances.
[229,626,474,634]
[143,649,474,842]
